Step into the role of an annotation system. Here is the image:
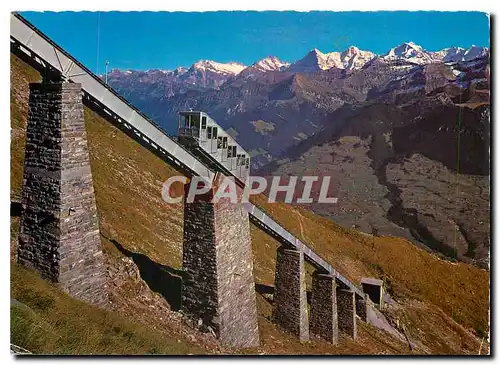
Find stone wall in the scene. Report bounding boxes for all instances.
[337,289,357,339]
[273,247,309,342]
[355,294,368,322]
[18,83,108,307]
[310,273,338,344]
[182,174,260,348]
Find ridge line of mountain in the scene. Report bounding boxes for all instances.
[108,42,489,76]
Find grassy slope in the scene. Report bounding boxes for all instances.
[11,264,208,355]
[10,54,488,354]
[249,199,489,353]
[251,196,489,336]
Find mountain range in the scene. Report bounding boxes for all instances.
[106,41,490,267]
[110,42,489,77]
[107,43,488,103]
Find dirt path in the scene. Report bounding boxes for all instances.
[293,209,309,243]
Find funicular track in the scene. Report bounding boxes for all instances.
[10,12,366,297]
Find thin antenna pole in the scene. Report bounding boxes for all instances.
[96,12,100,75]
[105,60,109,84]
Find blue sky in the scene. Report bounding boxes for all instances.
[21,11,489,73]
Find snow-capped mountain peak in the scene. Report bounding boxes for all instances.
[385,42,420,58]
[463,45,489,61]
[341,46,376,70]
[238,56,290,78]
[430,46,465,63]
[289,46,376,72]
[174,66,188,76]
[430,45,488,63]
[191,60,247,75]
[382,41,435,64]
[343,46,360,57]
[288,48,340,72]
[252,56,290,72]
[108,69,135,77]
[108,42,489,87]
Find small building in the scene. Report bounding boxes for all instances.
[360,277,384,308]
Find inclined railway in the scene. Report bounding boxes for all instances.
[10,12,364,297]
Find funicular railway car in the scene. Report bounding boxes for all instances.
[178,111,251,182]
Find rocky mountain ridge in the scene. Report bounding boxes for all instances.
[106,43,490,266]
[258,56,490,266]
[109,43,489,78]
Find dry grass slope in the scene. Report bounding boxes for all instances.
[268,197,486,323]
[10,54,489,355]
[251,197,489,340]
[11,264,207,355]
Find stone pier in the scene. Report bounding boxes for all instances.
[310,272,338,344]
[17,82,108,307]
[273,247,309,342]
[337,289,357,339]
[182,174,260,348]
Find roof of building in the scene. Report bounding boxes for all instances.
[361,277,384,286]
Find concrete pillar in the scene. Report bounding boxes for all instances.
[273,246,309,342]
[310,272,338,344]
[182,174,259,348]
[337,289,357,339]
[355,293,368,322]
[18,83,108,307]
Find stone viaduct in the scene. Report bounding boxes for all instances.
[11,12,394,349]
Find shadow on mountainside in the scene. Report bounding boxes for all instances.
[104,234,184,311]
[11,201,22,217]
[255,283,274,306]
